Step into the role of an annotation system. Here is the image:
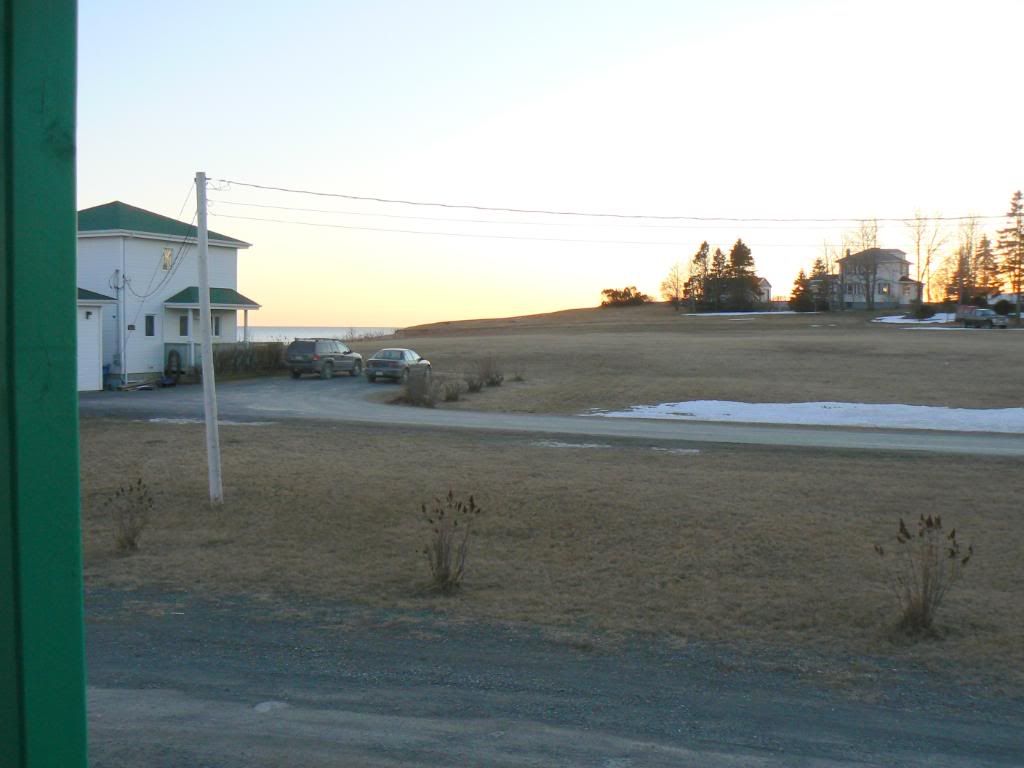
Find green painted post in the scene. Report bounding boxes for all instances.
[1,1,88,767]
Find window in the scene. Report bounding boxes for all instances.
[212,316,221,337]
[179,314,188,337]
[878,282,891,296]
[145,315,155,337]
[162,247,173,270]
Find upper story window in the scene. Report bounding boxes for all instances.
[145,315,155,336]
[162,248,174,270]
[179,314,188,337]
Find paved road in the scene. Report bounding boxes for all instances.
[80,377,1024,456]
[86,588,1024,768]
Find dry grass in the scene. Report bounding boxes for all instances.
[81,417,1024,689]
[349,304,1024,413]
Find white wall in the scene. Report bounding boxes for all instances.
[76,304,104,391]
[77,233,241,377]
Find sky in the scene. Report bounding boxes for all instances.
[78,0,1024,327]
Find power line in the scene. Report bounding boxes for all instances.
[213,177,1007,224]
[207,198,897,232]
[209,211,832,248]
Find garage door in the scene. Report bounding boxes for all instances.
[77,305,102,391]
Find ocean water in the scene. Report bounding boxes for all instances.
[238,326,399,342]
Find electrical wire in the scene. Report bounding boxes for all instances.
[213,178,1007,224]
[207,198,897,232]
[209,211,831,248]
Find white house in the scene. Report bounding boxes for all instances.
[76,201,260,389]
[838,248,922,310]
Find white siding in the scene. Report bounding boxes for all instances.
[77,304,104,391]
[78,232,244,378]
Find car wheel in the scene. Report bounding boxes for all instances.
[367,374,376,383]
[986,320,993,329]
[290,370,301,379]
[320,362,333,380]
[351,361,362,377]
[400,368,409,384]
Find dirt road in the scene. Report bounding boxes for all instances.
[79,377,1024,456]
[86,588,1024,767]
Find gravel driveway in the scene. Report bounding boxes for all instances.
[79,377,1024,456]
[86,588,1024,768]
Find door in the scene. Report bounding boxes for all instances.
[77,305,103,391]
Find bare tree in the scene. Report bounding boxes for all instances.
[905,212,947,302]
[660,261,686,310]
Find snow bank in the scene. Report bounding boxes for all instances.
[592,401,1024,433]
[872,313,955,324]
[683,311,804,317]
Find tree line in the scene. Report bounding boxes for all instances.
[787,191,1024,316]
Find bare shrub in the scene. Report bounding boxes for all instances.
[464,370,484,393]
[110,478,153,554]
[399,368,437,407]
[212,342,286,375]
[874,515,973,634]
[441,378,464,402]
[511,365,526,382]
[420,490,482,594]
[479,355,504,387]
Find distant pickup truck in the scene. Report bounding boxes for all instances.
[957,306,1008,328]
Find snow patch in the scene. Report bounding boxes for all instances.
[592,400,1024,433]
[651,447,701,455]
[533,440,611,450]
[682,311,804,317]
[872,313,955,324]
[145,418,275,426]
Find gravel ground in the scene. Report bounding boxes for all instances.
[86,587,1024,767]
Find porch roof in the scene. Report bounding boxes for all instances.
[164,287,261,310]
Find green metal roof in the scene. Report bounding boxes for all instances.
[76,287,115,302]
[164,286,261,308]
[78,201,250,247]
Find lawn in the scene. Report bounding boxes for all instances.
[81,417,1024,691]
[346,304,1024,414]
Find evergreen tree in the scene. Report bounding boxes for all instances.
[688,241,710,309]
[975,235,1000,296]
[709,247,728,311]
[728,238,754,276]
[996,190,1024,324]
[809,256,831,310]
[725,238,759,310]
[788,269,815,312]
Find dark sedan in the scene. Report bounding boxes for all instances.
[365,348,431,383]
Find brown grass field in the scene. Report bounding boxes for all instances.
[345,304,1024,413]
[81,416,1024,691]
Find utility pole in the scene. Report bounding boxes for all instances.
[196,171,224,504]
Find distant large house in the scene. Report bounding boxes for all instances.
[838,248,921,310]
[76,201,260,390]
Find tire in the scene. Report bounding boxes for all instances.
[400,368,409,384]
[962,320,969,328]
[350,361,362,377]
[986,321,993,329]
[367,374,376,383]
[290,369,301,379]
[320,362,333,380]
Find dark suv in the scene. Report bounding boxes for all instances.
[286,338,363,379]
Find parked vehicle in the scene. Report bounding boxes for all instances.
[365,348,431,383]
[958,306,1008,329]
[286,338,363,379]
